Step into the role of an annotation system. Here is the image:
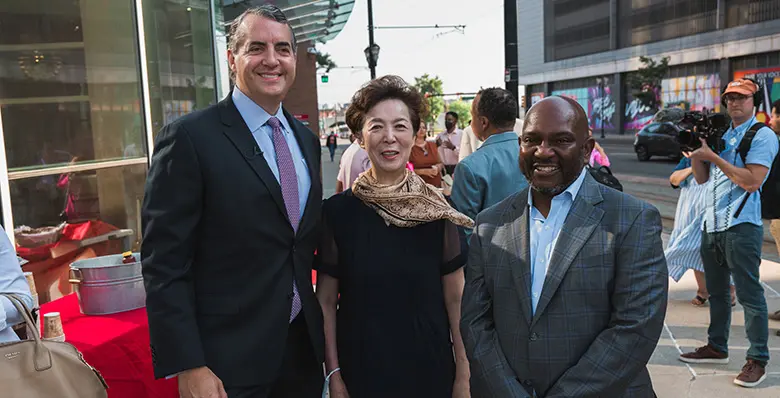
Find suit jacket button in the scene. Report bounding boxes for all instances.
[529,332,539,341]
[524,380,533,386]
[288,292,295,299]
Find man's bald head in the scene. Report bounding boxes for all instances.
[524,96,590,140]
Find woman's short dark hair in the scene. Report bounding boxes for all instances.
[345,75,426,140]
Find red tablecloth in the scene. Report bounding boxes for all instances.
[40,294,177,398]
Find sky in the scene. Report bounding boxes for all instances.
[315,0,506,107]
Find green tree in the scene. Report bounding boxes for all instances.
[413,74,444,126]
[316,52,337,73]
[447,100,471,128]
[626,56,669,110]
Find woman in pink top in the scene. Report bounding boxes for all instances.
[588,129,610,167]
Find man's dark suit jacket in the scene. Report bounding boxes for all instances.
[141,95,324,387]
[461,173,668,398]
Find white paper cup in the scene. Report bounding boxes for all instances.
[43,312,64,339]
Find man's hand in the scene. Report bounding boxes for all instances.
[442,140,456,150]
[686,138,717,163]
[178,366,227,398]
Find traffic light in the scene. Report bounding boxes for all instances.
[521,96,526,108]
[321,75,329,83]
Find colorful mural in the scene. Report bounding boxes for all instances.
[734,67,780,124]
[624,74,720,133]
[531,92,545,105]
[661,74,721,113]
[551,86,616,131]
[624,91,657,132]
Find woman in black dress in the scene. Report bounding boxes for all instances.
[316,76,474,398]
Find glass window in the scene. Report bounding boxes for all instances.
[142,0,217,135]
[10,163,147,251]
[0,0,147,172]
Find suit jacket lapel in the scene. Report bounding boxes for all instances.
[508,189,534,326]
[219,95,288,220]
[284,109,320,236]
[531,175,604,327]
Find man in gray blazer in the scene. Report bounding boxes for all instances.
[461,96,668,397]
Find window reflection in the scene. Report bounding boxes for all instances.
[11,163,147,250]
[143,0,216,134]
[0,0,147,171]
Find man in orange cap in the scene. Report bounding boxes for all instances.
[679,78,778,388]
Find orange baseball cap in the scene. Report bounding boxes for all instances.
[722,79,758,97]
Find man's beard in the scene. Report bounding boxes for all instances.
[520,157,585,197]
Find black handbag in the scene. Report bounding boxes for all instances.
[587,165,623,192]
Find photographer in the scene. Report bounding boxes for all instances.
[679,79,778,388]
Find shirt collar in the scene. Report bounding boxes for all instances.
[232,88,292,134]
[730,116,757,136]
[478,131,517,149]
[528,167,588,214]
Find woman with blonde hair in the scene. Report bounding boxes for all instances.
[316,75,472,398]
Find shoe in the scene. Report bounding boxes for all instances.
[679,344,729,364]
[769,310,780,321]
[734,359,767,388]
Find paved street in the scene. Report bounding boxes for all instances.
[320,140,780,397]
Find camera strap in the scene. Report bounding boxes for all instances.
[733,122,767,219]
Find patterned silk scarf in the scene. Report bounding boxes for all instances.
[352,169,474,229]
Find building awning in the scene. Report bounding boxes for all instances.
[222,0,354,44]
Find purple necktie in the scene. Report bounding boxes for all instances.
[267,116,301,323]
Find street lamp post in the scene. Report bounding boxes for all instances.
[366,0,378,79]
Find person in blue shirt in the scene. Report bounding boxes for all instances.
[450,87,529,238]
[0,227,34,343]
[680,78,779,388]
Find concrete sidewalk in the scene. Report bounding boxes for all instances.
[651,234,780,397]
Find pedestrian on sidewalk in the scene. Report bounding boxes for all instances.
[679,78,778,388]
[325,131,338,162]
[665,155,735,307]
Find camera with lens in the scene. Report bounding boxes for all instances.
[674,111,730,153]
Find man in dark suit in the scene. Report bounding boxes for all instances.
[141,5,324,398]
[461,96,668,397]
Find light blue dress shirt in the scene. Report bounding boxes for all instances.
[529,168,587,314]
[703,117,778,233]
[0,226,34,343]
[232,88,310,216]
[451,131,528,239]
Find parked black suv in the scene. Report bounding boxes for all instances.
[633,122,683,161]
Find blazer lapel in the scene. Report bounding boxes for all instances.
[530,175,604,327]
[507,189,534,326]
[284,109,320,236]
[219,95,288,220]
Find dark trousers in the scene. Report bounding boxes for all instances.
[328,146,336,162]
[701,222,769,363]
[225,315,323,398]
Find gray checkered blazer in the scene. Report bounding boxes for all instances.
[461,173,668,398]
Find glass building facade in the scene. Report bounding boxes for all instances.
[1,0,350,254]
